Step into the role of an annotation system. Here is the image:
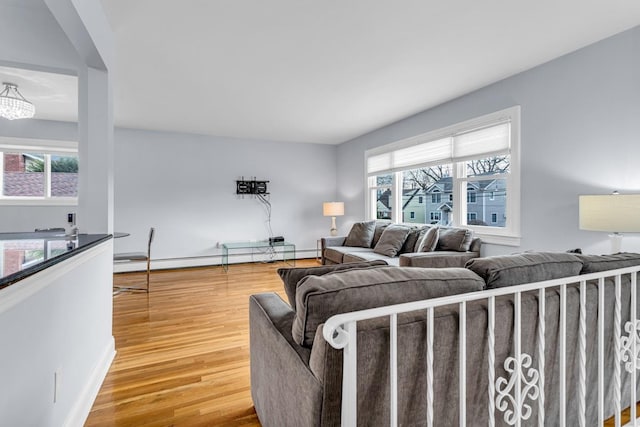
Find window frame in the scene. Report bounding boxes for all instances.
[365,106,521,246]
[0,137,78,206]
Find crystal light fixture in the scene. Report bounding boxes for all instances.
[0,82,35,120]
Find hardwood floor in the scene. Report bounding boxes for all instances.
[86,259,318,427]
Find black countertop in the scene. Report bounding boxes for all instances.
[0,232,112,290]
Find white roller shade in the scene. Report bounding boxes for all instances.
[453,123,510,160]
[367,152,392,174]
[366,120,511,175]
[393,137,451,169]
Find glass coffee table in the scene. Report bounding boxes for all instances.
[221,240,296,272]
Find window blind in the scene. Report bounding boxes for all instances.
[453,122,509,161]
[367,121,510,175]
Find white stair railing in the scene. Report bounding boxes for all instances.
[322,266,640,427]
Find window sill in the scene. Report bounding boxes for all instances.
[0,198,78,206]
[474,232,521,247]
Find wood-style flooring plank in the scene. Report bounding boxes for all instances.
[86,259,318,426]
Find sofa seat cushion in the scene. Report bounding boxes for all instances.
[465,252,583,289]
[399,250,477,268]
[343,251,400,266]
[277,260,388,309]
[576,252,640,274]
[324,246,372,264]
[292,266,485,346]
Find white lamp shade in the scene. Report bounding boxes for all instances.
[323,202,344,217]
[579,194,640,232]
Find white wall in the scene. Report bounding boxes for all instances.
[113,128,337,267]
[0,0,79,72]
[337,26,640,256]
[0,241,114,427]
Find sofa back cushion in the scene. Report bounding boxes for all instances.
[373,225,412,257]
[465,252,583,289]
[417,226,439,252]
[345,220,376,248]
[372,220,392,247]
[436,227,474,252]
[277,260,388,309]
[576,252,640,274]
[292,266,485,346]
[399,226,427,254]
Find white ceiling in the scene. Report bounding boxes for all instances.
[0,66,77,123]
[11,1,640,144]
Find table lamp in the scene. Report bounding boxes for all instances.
[323,202,344,236]
[579,192,640,253]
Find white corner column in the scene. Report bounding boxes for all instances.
[77,66,114,234]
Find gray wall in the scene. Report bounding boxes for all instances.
[113,128,337,265]
[337,26,640,256]
[0,122,338,265]
[0,0,79,72]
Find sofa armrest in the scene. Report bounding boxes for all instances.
[321,236,347,264]
[399,251,480,268]
[321,236,347,248]
[249,293,323,426]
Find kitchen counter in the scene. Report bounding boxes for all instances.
[0,232,112,290]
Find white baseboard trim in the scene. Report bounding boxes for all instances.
[64,336,116,427]
[114,249,317,273]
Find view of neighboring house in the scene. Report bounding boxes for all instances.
[381,175,507,227]
[2,152,78,198]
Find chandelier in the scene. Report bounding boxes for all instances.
[0,82,35,120]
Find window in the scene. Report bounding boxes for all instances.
[368,174,393,219]
[410,211,415,219]
[467,191,476,203]
[365,106,520,245]
[0,138,78,205]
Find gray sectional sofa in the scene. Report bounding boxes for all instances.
[250,252,640,427]
[321,220,481,268]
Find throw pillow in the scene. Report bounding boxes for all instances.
[465,252,584,289]
[373,224,412,257]
[417,226,439,252]
[292,266,485,346]
[371,220,392,247]
[344,220,376,248]
[437,227,474,252]
[399,226,423,254]
[277,260,388,309]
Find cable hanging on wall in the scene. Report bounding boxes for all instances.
[236,176,278,261]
